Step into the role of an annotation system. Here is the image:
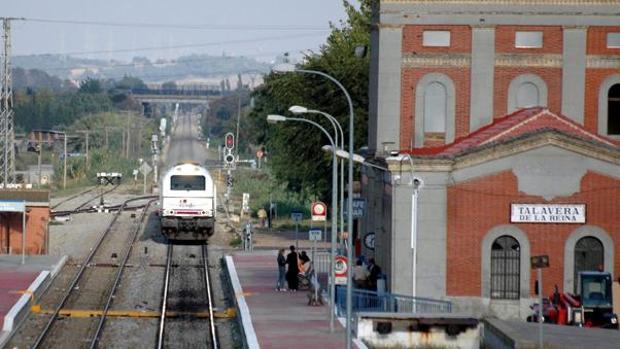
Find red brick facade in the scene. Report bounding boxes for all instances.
[400,67,471,148]
[493,67,563,118]
[399,24,620,149]
[0,206,49,255]
[495,26,563,54]
[446,171,620,297]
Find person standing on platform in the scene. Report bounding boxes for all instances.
[285,245,299,291]
[367,258,382,291]
[353,259,369,289]
[276,249,287,291]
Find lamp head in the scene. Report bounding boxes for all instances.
[321,145,333,152]
[288,105,309,115]
[266,114,287,124]
[272,63,296,73]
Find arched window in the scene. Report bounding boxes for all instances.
[516,82,539,109]
[414,73,456,147]
[608,84,620,135]
[423,82,447,133]
[507,74,548,113]
[491,236,520,299]
[574,236,604,292]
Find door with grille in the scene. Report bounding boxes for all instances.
[490,236,521,300]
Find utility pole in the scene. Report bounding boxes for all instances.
[76,130,91,165]
[0,17,24,187]
[63,134,67,189]
[37,132,42,188]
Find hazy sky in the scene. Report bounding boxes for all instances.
[5,0,356,62]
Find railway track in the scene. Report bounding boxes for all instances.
[30,195,157,349]
[51,184,120,214]
[157,244,218,349]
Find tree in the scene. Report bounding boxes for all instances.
[162,81,178,91]
[246,0,371,201]
[78,77,103,94]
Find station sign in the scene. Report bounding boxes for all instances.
[344,198,366,219]
[511,204,585,224]
[0,200,26,213]
[531,255,550,269]
[308,228,322,241]
[311,201,327,221]
[290,211,303,222]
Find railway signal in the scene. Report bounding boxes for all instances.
[224,152,235,166]
[225,132,235,150]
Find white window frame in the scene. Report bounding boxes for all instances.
[607,33,620,48]
[422,31,451,47]
[515,31,543,48]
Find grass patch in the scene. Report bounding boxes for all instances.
[229,235,242,248]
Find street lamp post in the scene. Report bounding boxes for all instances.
[288,106,343,332]
[267,114,339,328]
[273,64,356,348]
[289,106,345,253]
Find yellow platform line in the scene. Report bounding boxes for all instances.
[31,307,236,319]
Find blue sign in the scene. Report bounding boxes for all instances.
[308,228,322,241]
[344,198,366,219]
[291,211,303,222]
[0,200,26,213]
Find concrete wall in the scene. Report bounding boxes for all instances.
[369,22,402,156]
[561,28,587,124]
[470,27,495,131]
[387,170,449,299]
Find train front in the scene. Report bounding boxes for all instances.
[160,163,217,241]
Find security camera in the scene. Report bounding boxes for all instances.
[412,177,423,189]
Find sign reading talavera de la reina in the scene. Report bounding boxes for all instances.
[511,204,586,224]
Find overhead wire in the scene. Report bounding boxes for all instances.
[23,17,330,32]
[34,32,325,56]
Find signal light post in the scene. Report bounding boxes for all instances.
[224,132,235,200]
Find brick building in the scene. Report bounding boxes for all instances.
[364,0,620,318]
[0,190,50,255]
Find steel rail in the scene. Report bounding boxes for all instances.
[202,245,218,348]
[89,198,157,349]
[50,186,96,210]
[157,245,173,349]
[30,195,158,349]
[72,184,120,212]
[51,202,149,217]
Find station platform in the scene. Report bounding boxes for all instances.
[227,251,361,349]
[0,255,66,345]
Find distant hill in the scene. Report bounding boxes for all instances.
[13,54,270,84]
[12,67,76,92]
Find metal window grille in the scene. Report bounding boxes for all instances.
[574,236,604,293]
[490,236,520,300]
[608,84,620,135]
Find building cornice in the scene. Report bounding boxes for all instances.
[402,53,471,68]
[496,54,563,68]
[586,55,620,69]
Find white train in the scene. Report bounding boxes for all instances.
[160,162,216,241]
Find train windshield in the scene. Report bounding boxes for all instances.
[170,175,206,191]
